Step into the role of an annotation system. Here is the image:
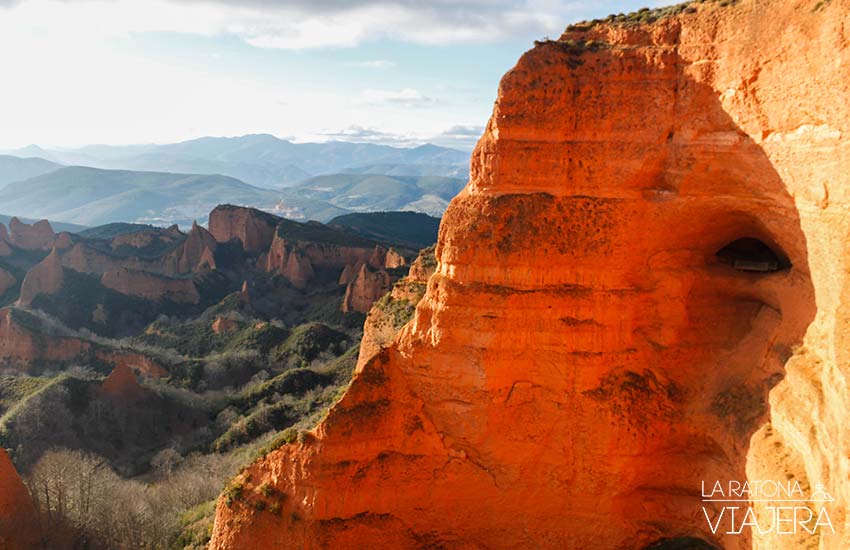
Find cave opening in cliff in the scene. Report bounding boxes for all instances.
[644,537,722,550]
[716,237,790,273]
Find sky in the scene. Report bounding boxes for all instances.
[0,0,665,151]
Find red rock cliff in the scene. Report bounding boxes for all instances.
[209,205,278,253]
[0,308,90,367]
[209,1,850,549]
[18,248,64,306]
[166,221,217,273]
[0,449,39,550]
[8,217,55,251]
[341,264,391,314]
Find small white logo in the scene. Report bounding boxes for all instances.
[700,480,835,536]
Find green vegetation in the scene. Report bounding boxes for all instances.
[32,268,189,337]
[565,0,739,31]
[175,500,217,550]
[271,322,349,365]
[328,211,440,249]
[374,292,417,329]
[0,375,50,416]
[223,479,244,506]
[138,315,288,359]
[0,201,435,548]
[0,166,283,227]
[77,222,160,239]
[110,237,183,260]
[283,173,465,218]
[276,217,378,248]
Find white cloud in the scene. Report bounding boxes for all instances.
[0,0,581,50]
[361,88,437,108]
[319,126,421,147]
[318,124,484,150]
[430,124,486,149]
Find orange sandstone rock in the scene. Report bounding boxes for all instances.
[357,246,436,369]
[171,222,218,273]
[0,308,90,367]
[210,2,850,549]
[367,245,387,269]
[95,350,168,378]
[384,247,406,268]
[0,449,39,550]
[341,264,391,314]
[8,217,55,250]
[209,205,278,253]
[100,363,145,401]
[18,248,64,305]
[265,230,377,289]
[212,316,239,334]
[282,251,315,289]
[238,280,251,305]
[53,232,74,250]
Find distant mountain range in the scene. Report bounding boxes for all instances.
[0,166,465,227]
[0,155,62,187]
[0,134,470,227]
[8,134,470,189]
[282,174,465,217]
[0,166,289,227]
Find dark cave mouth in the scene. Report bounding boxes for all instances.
[644,536,723,550]
[716,237,791,273]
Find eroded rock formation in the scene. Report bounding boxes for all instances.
[357,246,436,368]
[209,1,850,549]
[341,264,392,314]
[0,308,90,367]
[212,316,239,334]
[262,217,404,297]
[0,449,39,550]
[95,350,168,378]
[8,217,55,250]
[171,222,217,273]
[100,363,145,401]
[209,205,278,253]
[18,248,64,305]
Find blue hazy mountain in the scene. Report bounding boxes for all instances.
[9,135,470,189]
[0,154,62,189]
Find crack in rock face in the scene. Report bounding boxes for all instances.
[209,1,850,549]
